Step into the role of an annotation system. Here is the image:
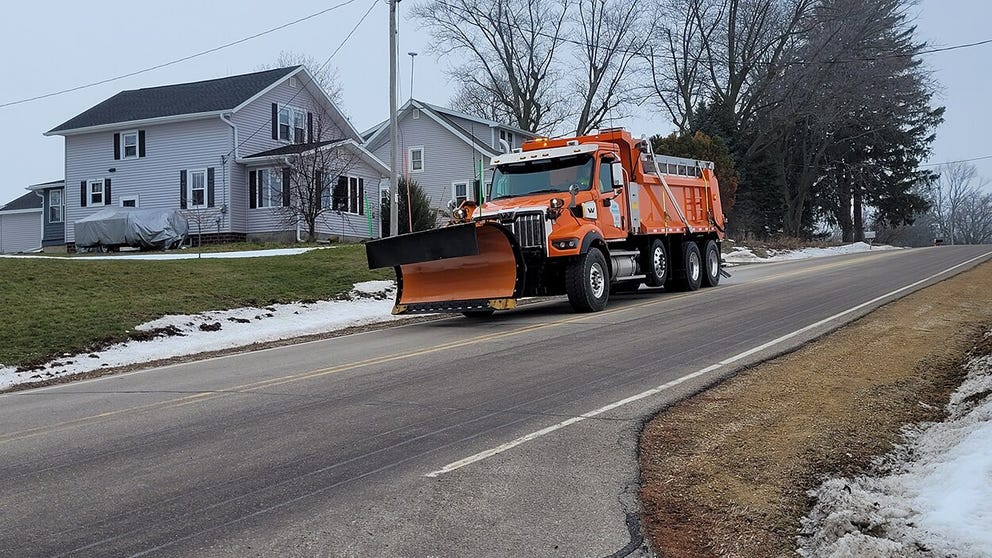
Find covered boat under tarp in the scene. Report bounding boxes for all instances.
[74,208,188,250]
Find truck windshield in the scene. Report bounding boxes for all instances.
[490,155,594,200]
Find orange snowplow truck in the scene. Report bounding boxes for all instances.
[366,128,727,315]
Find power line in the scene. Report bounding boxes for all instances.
[229,0,379,157]
[0,0,359,110]
[921,154,992,168]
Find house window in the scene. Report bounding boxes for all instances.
[48,189,63,223]
[409,146,424,173]
[332,176,365,214]
[121,131,138,159]
[278,105,307,143]
[188,169,207,207]
[257,168,283,208]
[120,195,139,208]
[453,181,468,204]
[89,179,106,205]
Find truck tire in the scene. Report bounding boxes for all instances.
[566,249,610,312]
[644,239,669,287]
[667,242,702,291]
[702,240,721,288]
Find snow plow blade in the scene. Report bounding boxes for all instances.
[365,222,524,315]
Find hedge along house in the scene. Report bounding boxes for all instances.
[45,66,388,249]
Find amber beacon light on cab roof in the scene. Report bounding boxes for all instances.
[366,128,728,316]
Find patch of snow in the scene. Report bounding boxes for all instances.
[724,242,901,265]
[0,247,326,260]
[0,281,401,391]
[798,337,992,558]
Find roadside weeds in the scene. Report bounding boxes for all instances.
[638,262,992,558]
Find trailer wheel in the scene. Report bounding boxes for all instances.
[702,240,721,288]
[566,249,610,312]
[644,239,669,287]
[667,242,702,291]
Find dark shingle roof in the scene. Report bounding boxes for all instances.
[243,139,345,159]
[0,192,42,212]
[48,66,301,134]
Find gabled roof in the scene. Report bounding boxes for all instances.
[48,67,301,135]
[0,191,42,212]
[364,99,538,156]
[45,67,363,141]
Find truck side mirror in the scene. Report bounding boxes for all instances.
[611,162,625,187]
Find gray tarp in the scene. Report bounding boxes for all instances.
[74,208,188,249]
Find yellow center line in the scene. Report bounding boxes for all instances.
[0,251,919,444]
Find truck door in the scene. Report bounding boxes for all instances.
[595,157,627,239]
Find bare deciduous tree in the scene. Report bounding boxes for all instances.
[930,162,992,244]
[571,0,651,135]
[413,0,570,133]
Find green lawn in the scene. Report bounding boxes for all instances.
[0,245,392,367]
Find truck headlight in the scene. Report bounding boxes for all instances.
[552,238,578,250]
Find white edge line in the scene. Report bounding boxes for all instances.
[425,251,992,477]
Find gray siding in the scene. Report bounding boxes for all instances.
[371,112,494,211]
[41,188,65,245]
[64,118,233,243]
[0,211,42,253]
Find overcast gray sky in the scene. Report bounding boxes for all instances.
[0,0,989,205]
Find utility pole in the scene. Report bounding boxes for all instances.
[408,52,417,100]
[388,0,400,237]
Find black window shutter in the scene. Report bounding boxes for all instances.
[271,104,278,140]
[113,133,121,160]
[179,170,188,209]
[307,112,314,143]
[358,178,365,215]
[138,130,146,157]
[334,176,347,211]
[249,170,257,209]
[104,178,111,205]
[207,167,215,208]
[315,170,323,208]
[282,168,291,207]
[80,180,87,207]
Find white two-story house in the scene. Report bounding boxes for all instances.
[45,66,388,248]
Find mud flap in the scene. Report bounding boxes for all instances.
[366,223,525,314]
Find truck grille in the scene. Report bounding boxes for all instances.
[511,213,546,249]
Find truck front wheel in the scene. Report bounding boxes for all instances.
[566,249,610,312]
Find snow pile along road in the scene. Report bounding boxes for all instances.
[724,242,900,265]
[0,280,399,391]
[798,330,992,558]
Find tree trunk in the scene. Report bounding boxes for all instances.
[853,182,864,242]
[837,174,854,242]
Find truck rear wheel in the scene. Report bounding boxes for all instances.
[702,240,721,287]
[667,242,702,291]
[566,249,610,312]
[644,239,669,287]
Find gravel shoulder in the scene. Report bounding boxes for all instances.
[638,261,992,557]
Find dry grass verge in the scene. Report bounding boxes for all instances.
[639,262,992,558]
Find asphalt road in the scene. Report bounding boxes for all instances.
[2,246,990,558]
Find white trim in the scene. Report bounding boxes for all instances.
[408,145,425,173]
[120,130,139,159]
[48,189,64,223]
[120,195,139,208]
[46,111,223,137]
[88,178,107,206]
[452,181,469,204]
[26,181,65,191]
[0,208,42,215]
[187,168,208,208]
